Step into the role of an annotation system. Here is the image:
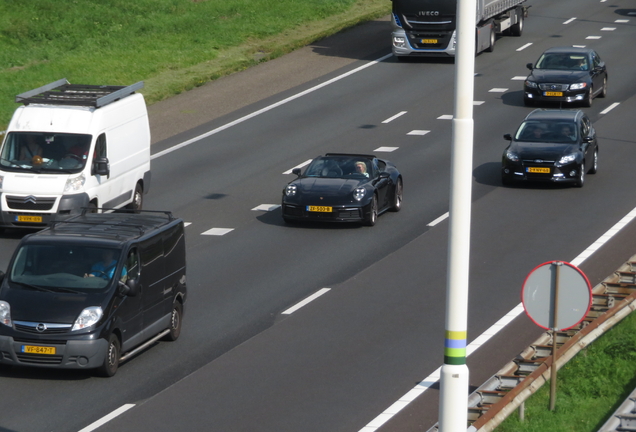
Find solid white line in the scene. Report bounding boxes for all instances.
[382,111,407,124]
[283,159,312,175]
[600,102,620,115]
[427,212,449,227]
[282,288,331,315]
[151,53,393,161]
[516,43,532,51]
[78,404,135,432]
[360,204,636,431]
[564,17,577,24]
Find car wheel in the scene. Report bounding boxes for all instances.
[575,163,585,187]
[97,334,120,377]
[486,25,495,52]
[165,302,183,341]
[510,12,523,36]
[582,87,593,107]
[391,178,403,212]
[365,195,378,226]
[589,150,598,174]
[599,77,607,98]
[126,183,143,212]
[88,201,98,213]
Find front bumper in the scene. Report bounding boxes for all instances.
[502,163,581,184]
[282,202,370,223]
[524,88,588,104]
[392,29,456,58]
[0,192,89,229]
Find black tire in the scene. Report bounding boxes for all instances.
[588,150,598,174]
[97,334,120,377]
[88,201,98,213]
[599,77,607,98]
[365,195,378,226]
[575,163,585,187]
[165,302,183,341]
[126,183,143,212]
[391,178,403,212]
[510,12,524,36]
[486,25,495,53]
[582,87,593,107]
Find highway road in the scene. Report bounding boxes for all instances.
[1,0,635,431]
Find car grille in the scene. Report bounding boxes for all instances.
[538,83,569,91]
[14,321,72,335]
[16,353,64,365]
[337,209,362,220]
[6,195,56,211]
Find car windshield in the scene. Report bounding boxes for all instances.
[304,156,372,179]
[535,53,589,71]
[9,244,126,292]
[0,132,92,173]
[515,120,578,143]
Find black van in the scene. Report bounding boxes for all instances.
[0,210,187,376]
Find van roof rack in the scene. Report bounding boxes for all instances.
[16,78,144,108]
[49,209,177,238]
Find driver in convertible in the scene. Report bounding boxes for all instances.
[85,250,127,281]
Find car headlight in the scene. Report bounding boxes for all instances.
[525,80,538,89]
[0,301,11,327]
[505,150,519,162]
[64,173,86,193]
[558,153,577,165]
[393,36,406,48]
[354,187,366,201]
[72,306,103,331]
[285,184,297,197]
[569,82,587,90]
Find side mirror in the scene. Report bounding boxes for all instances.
[503,134,512,141]
[583,136,594,143]
[526,63,533,71]
[292,168,301,177]
[379,172,391,179]
[93,156,110,177]
[119,279,138,297]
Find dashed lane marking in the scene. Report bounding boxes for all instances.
[375,147,399,152]
[281,288,331,315]
[252,204,281,211]
[382,111,407,123]
[201,228,234,236]
[437,115,453,120]
[283,159,312,175]
[600,103,620,115]
[489,88,508,93]
[563,17,577,24]
[78,404,136,432]
[516,43,532,51]
[407,130,431,136]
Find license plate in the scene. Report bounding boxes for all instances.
[421,39,438,44]
[22,345,56,355]
[544,91,563,97]
[15,215,43,223]
[527,167,551,174]
[307,205,332,213]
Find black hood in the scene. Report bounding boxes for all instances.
[295,177,369,196]
[529,69,590,84]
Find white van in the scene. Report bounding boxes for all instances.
[0,78,151,229]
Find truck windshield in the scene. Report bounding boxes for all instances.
[9,244,126,292]
[0,132,92,173]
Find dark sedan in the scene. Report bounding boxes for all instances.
[281,153,403,226]
[501,109,598,187]
[524,47,607,107]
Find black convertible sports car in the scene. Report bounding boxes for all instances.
[281,153,403,226]
[501,109,598,187]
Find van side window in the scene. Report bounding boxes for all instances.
[126,248,140,281]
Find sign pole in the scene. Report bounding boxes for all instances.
[549,261,562,411]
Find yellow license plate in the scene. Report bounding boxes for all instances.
[544,91,563,97]
[307,205,332,213]
[421,39,438,44]
[16,215,43,223]
[527,167,551,173]
[22,345,56,355]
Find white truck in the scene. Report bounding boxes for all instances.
[0,79,151,230]
[391,0,528,58]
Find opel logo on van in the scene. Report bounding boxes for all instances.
[36,323,47,332]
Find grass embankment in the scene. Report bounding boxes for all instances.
[0,0,390,130]
[495,309,636,432]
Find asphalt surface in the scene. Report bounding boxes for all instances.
[0,1,635,431]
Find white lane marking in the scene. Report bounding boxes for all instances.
[586,35,601,39]
[489,88,508,93]
[516,43,532,51]
[511,76,526,81]
[201,228,234,236]
[427,212,449,227]
[573,45,587,48]
[151,53,393,161]
[600,103,620,115]
[375,147,399,152]
[564,17,577,24]
[382,111,407,124]
[437,114,453,120]
[407,130,430,136]
[78,404,136,432]
[184,222,192,227]
[360,204,636,432]
[615,19,630,23]
[473,101,485,105]
[282,288,331,315]
[252,204,281,211]
[283,159,312,175]
[601,27,616,31]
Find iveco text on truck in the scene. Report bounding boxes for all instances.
[391,0,528,58]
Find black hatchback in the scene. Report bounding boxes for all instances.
[501,109,598,187]
[523,47,608,107]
